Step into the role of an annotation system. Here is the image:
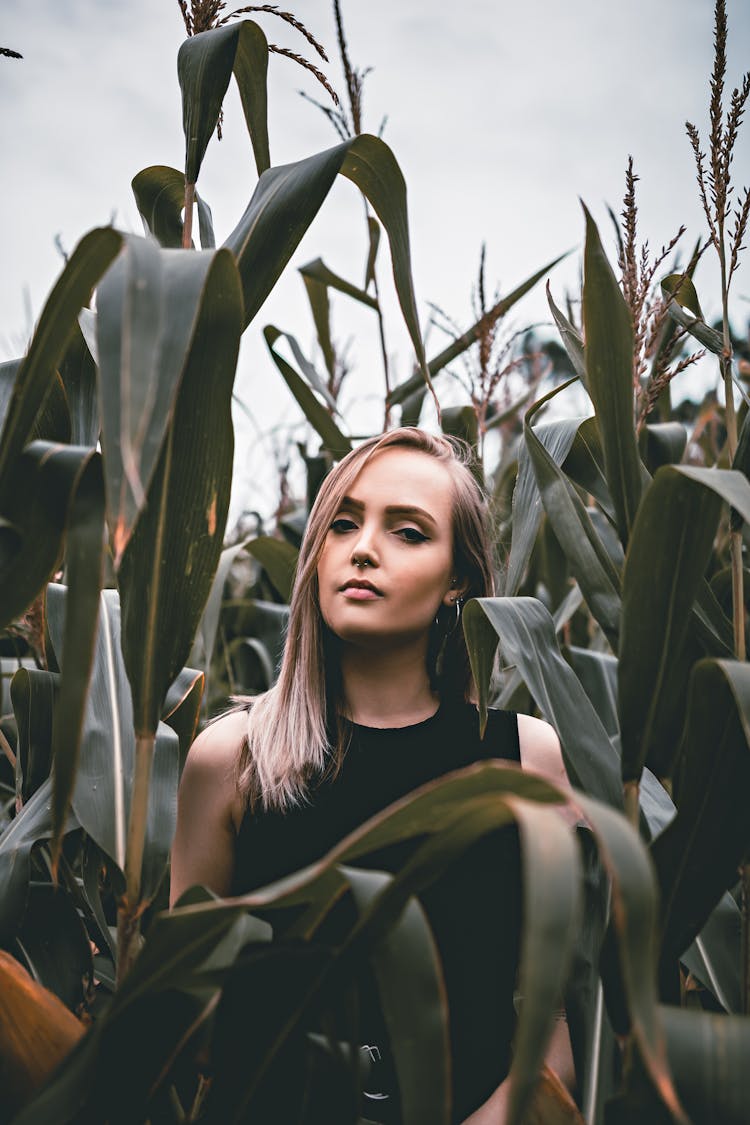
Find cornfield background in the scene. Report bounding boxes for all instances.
[1,1,750,1122]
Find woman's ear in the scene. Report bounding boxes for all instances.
[442,577,469,606]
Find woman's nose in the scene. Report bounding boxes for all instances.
[350,524,380,566]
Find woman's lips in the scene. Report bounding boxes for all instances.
[340,587,382,600]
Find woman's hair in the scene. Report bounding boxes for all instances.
[237,427,495,811]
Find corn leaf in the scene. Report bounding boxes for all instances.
[97,238,238,566]
[178,21,269,182]
[651,659,750,974]
[245,535,300,605]
[46,586,179,907]
[640,423,687,474]
[300,257,379,310]
[620,465,750,782]
[505,415,582,596]
[547,283,586,386]
[0,442,101,634]
[131,165,215,249]
[462,597,622,807]
[618,466,723,783]
[58,324,98,446]
[10,668,57,804]
[0,228,121,504]
[389,251,568,406]
[161,666,204,771]
[525,391,622,650]
[264,326,351,458]
[113,248,242,737]
[365,215,381,288]
[562,416,615,521]
[0,360,70,449]
[505,798,582,1125]
[226,135,430,395]
[0,778,78,945]
[661,1006,750,1124]
[575,794,685,1123]
[681,892,742,1014]
[342,866,451,1125]
[48,454,105,874]
[582,205,643,547]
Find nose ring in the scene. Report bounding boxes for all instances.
[354,556,370,568]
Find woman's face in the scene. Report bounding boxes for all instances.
[316,447,460,652]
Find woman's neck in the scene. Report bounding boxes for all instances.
[338,639,438,728]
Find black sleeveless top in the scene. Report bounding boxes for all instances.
[233,700,522,1123]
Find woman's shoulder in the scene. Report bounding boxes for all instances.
[516,713,569,789]
[186,708,247,769]
[180,709,248,830]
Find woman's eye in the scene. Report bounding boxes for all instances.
[396,527,428,543]
[331,517,358,533]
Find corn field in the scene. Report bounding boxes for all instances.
[0,1,749,1122]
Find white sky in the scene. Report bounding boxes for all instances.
[2,0,749,520]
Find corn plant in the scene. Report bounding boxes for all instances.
[1,1,750,1124]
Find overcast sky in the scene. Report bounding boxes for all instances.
[2,0,749,519]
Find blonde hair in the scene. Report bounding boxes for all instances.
[237,427,495,811]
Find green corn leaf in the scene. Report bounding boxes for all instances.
[0,778,77,946]
[582,204,643,547]
[97,237,238,566]
[660,273,703,319]
[226,136,431,400]
[0,227,121,504]
[618,466,724,783]
[264,326,352,459]
[440,405,481,483]
[300,257,379,310]
[189,538,256,674]
[46,585,180,908]
[575,794,686,1123]
[664,300,724,355]
[132,165,215,249]
[640,422,688,474]
[0,442,101,633]
[161,666,204,771]
[11,668,57,804]
[661,1005,750,1124]
[505,415,582,596]
[565,647,619,739]
[58,324,98,446]
[389,251,569,406]
[178,21,269,182]
[245,534,299,604]
[365,214,381,288]
[48,454,106,875]
[547,282,586,387]
[681,892,741,1014]
[462,597,622,807]
[524,389,622,650]
[115,248,243,738]
[505,798,582,1125]
[342,866,451,1125]
[12,905,268,1125]
[651,659,750,975]
[562,416,616,520]
[300,265,335,380]
[0,360,70,449]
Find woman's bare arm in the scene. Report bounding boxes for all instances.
[517,713,570,790]
[169,710,247,907]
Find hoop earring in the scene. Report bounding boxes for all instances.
[434,597,464,679]
[434,597,463,632]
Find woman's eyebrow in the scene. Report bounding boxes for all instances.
[340,496,437,528]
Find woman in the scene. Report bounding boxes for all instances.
[171,427,574,1124]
